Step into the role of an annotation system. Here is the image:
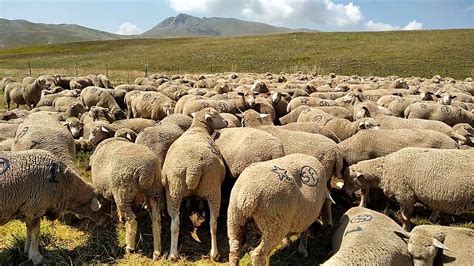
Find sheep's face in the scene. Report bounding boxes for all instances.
[406,230,447,266]
[163,101,176,116]
[204,109,228,129]
[437,93,455,105]
[69,193,109,226]
[89,126,113,146]
[270,91,281,104]
[419,91,434,101]
[64,119,83,138]
[37,77,51,90]
[357,118,380,131]
[90,106,110,121]
[245,92,256,108]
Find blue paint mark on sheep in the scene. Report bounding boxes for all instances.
[0,157,11,175]
[350,214,373,223]
[344,226,363,236]
[272,165,291,182]
[299,166,319,187]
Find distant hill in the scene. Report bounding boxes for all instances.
[0,18,123,48]
[141,13,316,37]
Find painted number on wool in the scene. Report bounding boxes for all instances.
[350,214,373,223]
[272,165,291,182]
[218,102,228,112]
[15,126,29,143]
[441,105,451,115]
[299,165,319,187]
[0,157,11,175]
[344,226,362,236]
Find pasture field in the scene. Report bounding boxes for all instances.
[0,29,473,81]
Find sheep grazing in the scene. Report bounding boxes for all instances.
[162,108,228,260]
[339,129,459,166]
[0,150,107,264]
[344,147,474,230]
[228,154,331,266]
[80,87,125,119]
[90,138,162,259]
[396,225,474,266]
[323,207,411,265]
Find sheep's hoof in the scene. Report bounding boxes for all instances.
[152,251,161,260]
[30,254,43,265]
[298,248,309,258]
[168,254,179,262]
[211,251,220,262]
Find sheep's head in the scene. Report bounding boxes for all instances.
[270,90,282,105]
[238,91,256,108]
[114,128,137,142]
[66,103,87,118]
[70,81,83,90]
[344,158,384,196]
[36,77,51,90]
[89,125,115,146]
[251,80,269,93]
[419,90,434,101]
[63,117,83,138]
[436,92,456,105]
[191,108,228,131]
[357,118,380,131]
[238,109,270,128]
[163,100,176,116]
[342,88,364,104]
[394,229,448,266]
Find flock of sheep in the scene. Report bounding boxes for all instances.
[0,72,473,265]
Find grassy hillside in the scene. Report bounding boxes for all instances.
[0,19,124,48]
[0,30,473,80]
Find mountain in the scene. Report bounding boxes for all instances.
[0,18,123,48]
[141,13,316,37]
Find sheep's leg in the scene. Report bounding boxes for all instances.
[359,188,369,207]
[322,199,333,226]
[430,210,440,221]
[148,196,161,260]
[297,231,309,258]
[207,196,221,260]
[228,215,245,266]
[399,201,414,231]
[251,232,282,266]
[116,199,138,253]
[24,221,32,254]
[26,218,43,265]
[168,212,180,261]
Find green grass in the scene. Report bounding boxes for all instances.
[0,30,473,81]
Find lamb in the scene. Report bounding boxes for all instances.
[344,147,474,230]
[323,207,411,265]
[161,108,227,260]
[12,112,77,168]
[0,149,107,264]
[405,102,474,127]
[227,154,330,266]
[53,75,72,89]
[80,87,125,119]
[339,129,459,166]
[396,225,474,266]
[90,137,162,259]
[5,77,50,110]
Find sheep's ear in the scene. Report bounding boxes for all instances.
[90,197,102,212]
[435,94,441,98]
[394,230,410,240]
[190,112,197,118]
[235,113,244,118]
[204,113,212,121]
[450,95,457,99]
[433,239,449,251]
[100,126,109,133]
[325,191,336,204]
[259,113,270,119]
[237,92,245,96]
[358,121,367,129]
[126,133,132,141]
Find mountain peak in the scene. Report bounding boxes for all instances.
[141,13,316,38]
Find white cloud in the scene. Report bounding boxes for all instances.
[167,0,363,28]
[366,20,423,31]
[116,22,142,35]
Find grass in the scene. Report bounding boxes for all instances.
[0,152,472,265]
[0,29,473,81]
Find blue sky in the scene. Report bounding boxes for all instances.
[0,0,473,34]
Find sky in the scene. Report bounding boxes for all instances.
[0,0,473,35]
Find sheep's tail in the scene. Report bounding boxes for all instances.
[136,166,154,190]
[403,104,413,118]
[185,166,202,191]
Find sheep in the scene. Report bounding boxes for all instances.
[453,123,473,146]
[5,77,50,110]
[344,147,474,230]
[405,102,474,127]
[215,127,285,179]
[80,106,115,124]
[339,129,459,166]
[36,89,79,107]
[88,118,157,146]
[0,149,107,264]
[53,75,72,89]
[129,91,176,120]
[219,113,241,127]
[12,112,77,169]
[80,87,125,119]
[388,97,420,117]
[113,128,137,142]
[396,225,474,266]
[69,77,93,90]
[227,154,331,266]
[90,138,162,259]
[323,207,411,265]
[97,74,113,88]
[161,108,228,260]
[287,96,337,112]
[0,77,15,93]
[279,105,312,125]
